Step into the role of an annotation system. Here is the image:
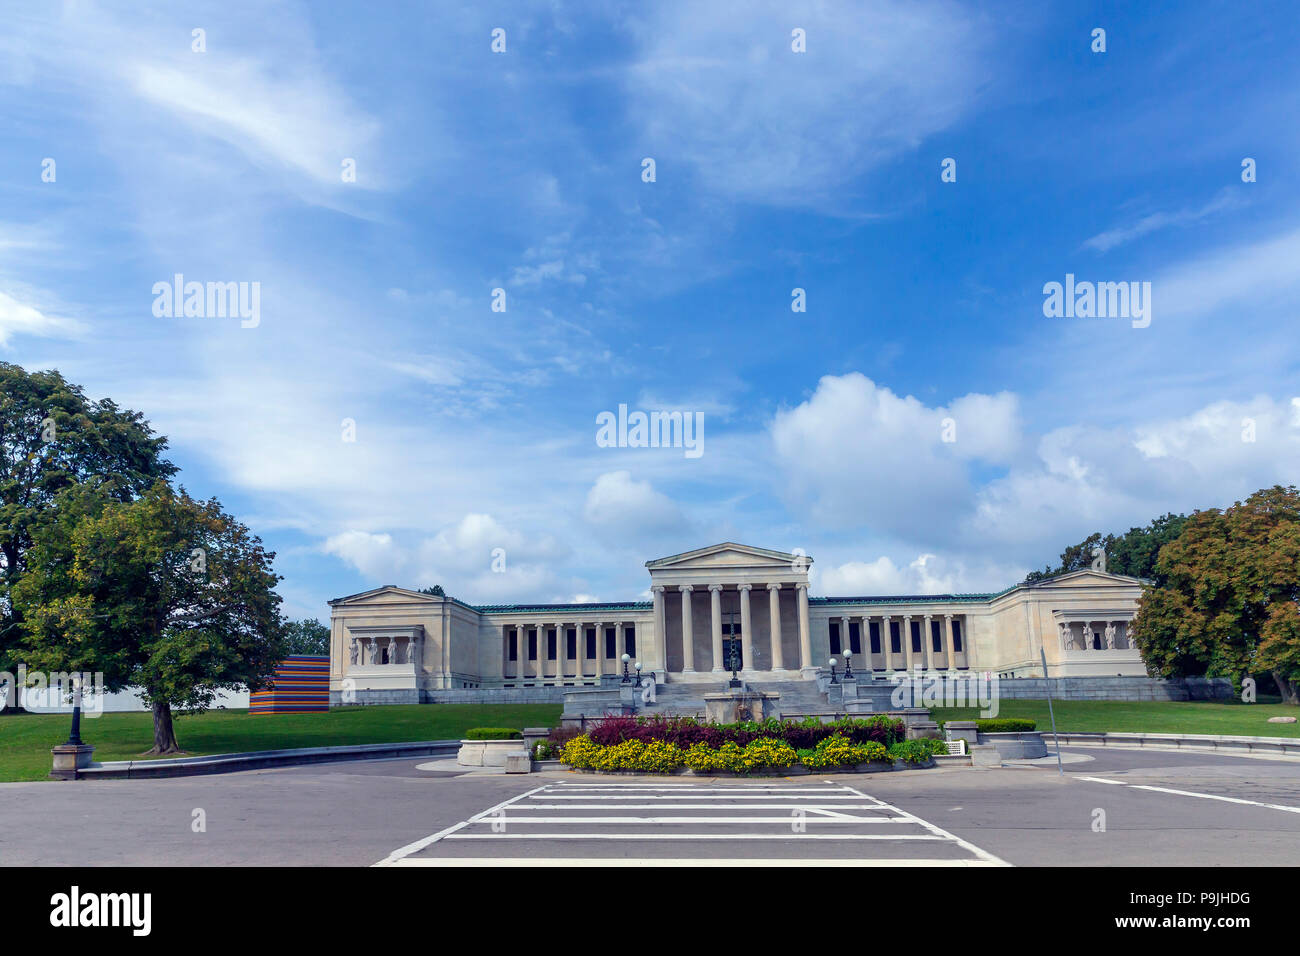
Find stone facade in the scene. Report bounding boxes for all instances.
[327,542,1152,703]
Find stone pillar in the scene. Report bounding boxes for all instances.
[900,615,912,671]
[921,614,933,671]
[680,585,695,673]
[587,623,600,679]
[797,583,812,671]
[839,615,850,655]
[709,584,724,673]
[595,624,605,678]
[944,614,956,672]
[651,587,665,675]
[768,583,784,671]
[881,616,893,671]
[739,585,753,674]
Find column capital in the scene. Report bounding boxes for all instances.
[738,583,752,592]
[766,582,782,592]
[944,613,953,620]
[796,582,808,593]
[707,583,724,593]
[680,584,694,593]
[901,613,912,621]
[651,585,665,595]
[924,613,933,621]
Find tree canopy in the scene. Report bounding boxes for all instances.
[14,481,287,752]
[282,617,330,655]
[1022,513,1188,585]
[0,363,174,667]
[1130,486,1300,704]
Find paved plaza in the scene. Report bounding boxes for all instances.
[2,746,1298,866]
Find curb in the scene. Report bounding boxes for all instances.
[73,740,461,779]
[1051,731,1300,757]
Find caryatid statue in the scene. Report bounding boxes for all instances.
[349,639,359,666]
[1060,622,1073,650]
[1104,622,1116,649]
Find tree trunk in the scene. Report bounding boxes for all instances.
[143,701,185,755]
[1273,671,1299,706]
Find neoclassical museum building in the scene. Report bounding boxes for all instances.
[327,543,1148,705]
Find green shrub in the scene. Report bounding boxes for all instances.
[975,718,1036,733]
[464,727,522,740]
[887,740,936,764]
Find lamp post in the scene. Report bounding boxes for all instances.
[634,661,643,685]
[843,650,854,680]
[828,657,839,684]
[620,653,632,684]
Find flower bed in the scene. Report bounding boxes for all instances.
[558,715,943,775]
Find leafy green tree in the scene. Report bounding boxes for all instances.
[0,364,174,667]
[418,585,444,596]
[1022,514,1187,585]
[1131,486,1300,704]
[282,617,330,655]
[15,482,286,752]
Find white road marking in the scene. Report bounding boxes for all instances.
[374,783,549,866]
[1078,776,1300,814]
[1130,784,1300,814]
[377,780,1010,865]
[391,858,1007,867]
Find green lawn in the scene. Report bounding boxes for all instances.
[0,703,562,782]
[930,698,1300,737]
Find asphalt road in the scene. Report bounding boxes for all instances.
[2,747,1297,866]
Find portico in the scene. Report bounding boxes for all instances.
[647,543,815,681]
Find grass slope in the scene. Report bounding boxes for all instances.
[930,698,1300,737]
[0,703,562,782]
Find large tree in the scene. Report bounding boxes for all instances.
[1130,486,1300,704]
[1022,513,1188,585]
[282,617,330,655]
[0,364,174,668]
[15,481,287,752]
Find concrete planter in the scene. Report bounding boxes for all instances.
[977,731,1047,760]
[457,738,526,767]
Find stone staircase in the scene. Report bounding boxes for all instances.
[560,676,842,724]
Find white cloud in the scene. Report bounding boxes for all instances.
[1082,189,1242,253]
[584,471,688,535]
[626,0,990,204]
[769,373,1020,538]
[0,291,83,346]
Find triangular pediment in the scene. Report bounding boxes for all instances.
[328,585,442,606]
[646,542,808,571]
[1027,569,1147,589]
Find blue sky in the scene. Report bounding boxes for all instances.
[3,1,1299,619]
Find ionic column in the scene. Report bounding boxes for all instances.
[553,624,564,681]
[768,584,784,670]
[921,614,933,671]
[738,585,753,673]
[502,628,509,678]
[881,616,893,671]
[595,624,605,679]
[797,584,811,670]
[680,585,695,673]
[840,616,850,656]
[900,615,912,671]
[943,614,956,672]
[709,584,724,673]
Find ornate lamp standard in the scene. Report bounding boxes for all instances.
[828,657,839,684]
[620,653,633,684]
[727,640,742,688]
[843,650,854,680]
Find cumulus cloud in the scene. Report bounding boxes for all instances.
[769,373,1020,540]
[584,471,688,535]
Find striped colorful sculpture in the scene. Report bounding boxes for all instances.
[250,655,330,714]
